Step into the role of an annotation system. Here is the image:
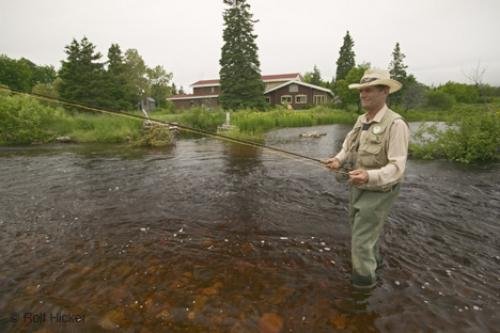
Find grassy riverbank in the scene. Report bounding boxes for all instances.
[0,94,142,144]
[1,93,498,163]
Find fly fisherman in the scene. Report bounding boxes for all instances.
[325,68,410,289]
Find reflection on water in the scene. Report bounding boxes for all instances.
[0,124,499,332]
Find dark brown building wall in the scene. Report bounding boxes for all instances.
[193,86,221,95]
[265,84,331,109]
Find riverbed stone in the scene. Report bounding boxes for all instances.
[258,313,284,333]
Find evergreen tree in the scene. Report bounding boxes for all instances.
[388,42,407,83]
[335,31,356,81]
[219,0,265,110]
[58,37,106,107]
[388,42,408,105]
[104,43,133,110]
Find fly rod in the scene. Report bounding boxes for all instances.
[0,87,349,175]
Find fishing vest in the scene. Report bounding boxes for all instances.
[343,108,404,192]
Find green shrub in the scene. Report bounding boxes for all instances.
[437,82,480,103]
[0,94,145,144]
[411,110,500,163]
[426,90,456,110]
[0,94,68,144]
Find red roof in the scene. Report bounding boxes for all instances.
[191,73,301,86]
[168,93,219,100]
[262,73,301,81]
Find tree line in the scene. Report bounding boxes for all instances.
[218,0,499,110]
[2,0,500,111]
[304,31,500,110]
[0,37,174,111]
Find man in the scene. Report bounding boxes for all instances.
[325,68,410,289]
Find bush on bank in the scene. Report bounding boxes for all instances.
[410,109,500,163]
[0,94,67,144]
[0,94,142,144]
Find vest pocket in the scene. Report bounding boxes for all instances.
[358,142,384,168]
[361,142,382,154]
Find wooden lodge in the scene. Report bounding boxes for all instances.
[167,73,333,110]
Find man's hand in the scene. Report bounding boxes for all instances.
[324,157,341,170]
[348,169,369,185]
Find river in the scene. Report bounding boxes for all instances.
[0,124,498,332]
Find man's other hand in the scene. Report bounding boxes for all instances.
[348,169,368,185]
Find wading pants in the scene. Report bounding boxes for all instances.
[349,184,400,282]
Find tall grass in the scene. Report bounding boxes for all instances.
[68,113,142,143]
[155,107,226,132]
[152,106,356,139]
[232,106,356,133]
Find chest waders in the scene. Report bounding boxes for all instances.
[342,109,405,288]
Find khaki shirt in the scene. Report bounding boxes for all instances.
[334,105,410,187]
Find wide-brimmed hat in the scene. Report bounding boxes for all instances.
[348,68,402,94]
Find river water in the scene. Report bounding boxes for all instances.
[0,124,498,332]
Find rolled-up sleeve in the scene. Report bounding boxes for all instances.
[366,119,409,187]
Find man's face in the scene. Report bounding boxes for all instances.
[359,86,389,111]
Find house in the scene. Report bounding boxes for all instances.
[167,73,333,109]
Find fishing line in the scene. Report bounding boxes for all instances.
[0,87,348,175]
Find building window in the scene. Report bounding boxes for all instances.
[210,87,215,93]
[289,84,298,93]
[281,95,292,105]
[265,96,271,104]
[295,95,307,104]
[313,95,327,104]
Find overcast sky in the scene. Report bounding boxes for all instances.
[1,0,499,92]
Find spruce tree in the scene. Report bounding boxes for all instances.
[58,37,106,107]
[103,43,132,110]
[388,42,408,105]
[219,0,265,110]
[389,42,408,83]
[335,31,356,81]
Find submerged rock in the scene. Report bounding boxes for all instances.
[299,131,326,138]
[258,313,284,333]
[99,309,129,330]
[55,136,73,143]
